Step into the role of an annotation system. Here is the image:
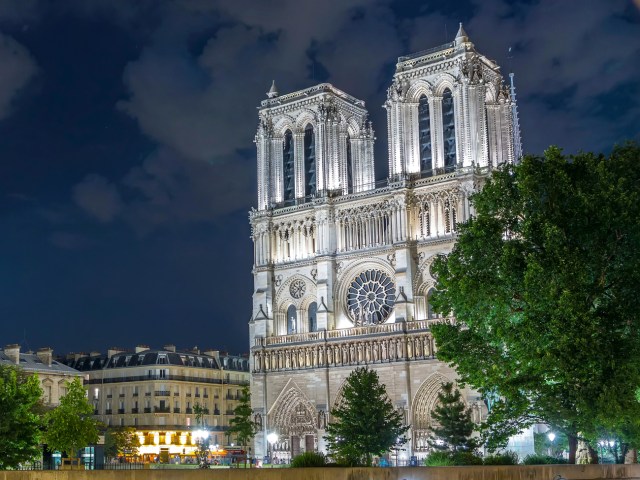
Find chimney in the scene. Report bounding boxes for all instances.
[163,344,176,353]
[135,344,150,354]
[107,347,126,358]
[36,347,53,367]
[203,349,219,358]
[89,351,101,358]
[4,344,20,364]
[191,346,200,354]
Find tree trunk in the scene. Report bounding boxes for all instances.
[568,435,578,464]
[625,448,637,464]
[587,444,599,464]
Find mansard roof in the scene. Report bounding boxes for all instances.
[61,346,250,372]
[260,82,366,110]
[0,350,81,375]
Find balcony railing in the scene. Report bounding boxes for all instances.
[143,407,151,413]
[213,409,220,415]
[173,408,180,414]
[118,408,125,414]
[154,406,170,413]
[185,408,193,414]
[105,409,112,415]
[154,391,170,396]
[119,394,125,398]
[131,408,139,414]
[86,375,250,386]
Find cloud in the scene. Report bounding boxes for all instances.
[73,174,123,223]
[0,31,38,121]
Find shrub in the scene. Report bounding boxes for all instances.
[424,451,455,466]
[290,451,326,468]
[451,451,484,465]
[521,454,567,465]
[483,451,519,465]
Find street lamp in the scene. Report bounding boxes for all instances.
[547,432,556,457]
[267,432,278,466]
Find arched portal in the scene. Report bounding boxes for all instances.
[411,373,450,455]
[269,386,317,461]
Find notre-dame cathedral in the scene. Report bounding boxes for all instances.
[249,25,521,462]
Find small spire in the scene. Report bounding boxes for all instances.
[267,80,278,98]
[455,22,469,45]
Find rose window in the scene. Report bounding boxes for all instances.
[346,269,395,325]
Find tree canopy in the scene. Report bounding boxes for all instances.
[430,143,640,460]
[428,382,477,452]
[0,364,43,469]
[227,386,258,450]
[325,367,408,466]
[42,377,99,457]
[104,427,140,460]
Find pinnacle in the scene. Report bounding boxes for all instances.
[267,80,279,98]
[455,22,469,43]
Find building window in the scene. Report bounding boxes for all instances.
[283,130,294,201]
[418,95,432,175]
[308,302,318,332]
[287,304,297,334]
[442,89,456,172]
[304,124,316,198]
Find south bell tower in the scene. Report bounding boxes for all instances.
[250,25,520,461]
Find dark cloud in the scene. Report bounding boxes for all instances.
[0,31,37,120]
[73,174,123,223]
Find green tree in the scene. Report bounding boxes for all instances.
[428,382,477,452]
[42,377,99,458]
[325,367,409,466]
[0,364,43,469]
[193,403,211,468]
[227,386,258,464]
[104,427,140,460]
[430,143,640,462]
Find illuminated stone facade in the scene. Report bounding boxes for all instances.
[250,25,519,462]
[65,345,250,462]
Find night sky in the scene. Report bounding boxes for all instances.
[1,0,638,356]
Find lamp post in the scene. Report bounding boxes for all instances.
[267,432,278,467]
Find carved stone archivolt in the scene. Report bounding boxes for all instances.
[253,331,434,373]
[269,385,317,437]
[412,373,450,451]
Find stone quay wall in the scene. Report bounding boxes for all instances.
[3,465,640,480]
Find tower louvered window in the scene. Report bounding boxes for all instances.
[346,134,353,192]
[304,124,316,198]
[308,302,317,332]
[283,130,295,201]
[418,95,432,176]
[442,89,456,172]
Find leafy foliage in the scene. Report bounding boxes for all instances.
[423,451,455,466]
[0,364,43,469]
[193,403,211,468]
[422,450,483,466]
[430,143,640,457]
[428,382,477,452]
[42,378,99,457]
[291,451,326,467]
[483,451,519,465]
[227,386,258,449]
[104,427,140,459]
[325,367,409,466]
[534,431,568,457]
[522,454,567,465]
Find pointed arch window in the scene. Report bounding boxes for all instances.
[304,125,316,198]
[418,95,432,176]
[442,89,456,172]
[287,304,297,334]
[308,302,317,332]
[283,130,294,201]
[346,134,353,192]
